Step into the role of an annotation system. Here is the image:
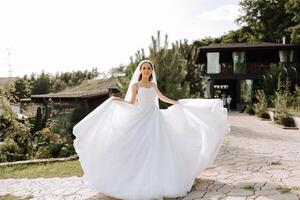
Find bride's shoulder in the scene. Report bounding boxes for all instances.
[150,82,157,87]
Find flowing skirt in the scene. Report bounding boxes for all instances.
[73,97,230,200]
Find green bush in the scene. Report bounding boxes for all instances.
[245,104,255,115]
[258,112,270,119]
[255,90,268,115]
[30,128,75,159]
[35,147,52,159]
[48,143,64,157]
[279,116,295,127]
[58,143,76,158]
[0,138,27,162]
[30,128,64,159]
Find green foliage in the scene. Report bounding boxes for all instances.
[254,90,268,115]
[11,77,32,100]
[275,115,295,127]
[0,95,32,162]
[9,68,99,99]
[0,93,74,162]
[257,112,270,119]
[285,0,300,43]
[148,31,190,108]
[179,40,207,98]
[240,80,253,104]
[274,71,290,117]
[193,37,221,46]
[34,147,53,159]
[51,68,99,92]
[33,107,43,133]
[245,103,255,115]
[261,64,282,106]
[0,96,15,132]
[30,127,69,159]
[291,85,300,113]
[219,28,255,43]
[236,0,296,42]
[290,24,300,44]
[31,70,52,95]
[58,143,76,158]
[0,138,26,162]
[108,66,126,78]
[273,65,296,127]
[52,79,67,92]
[1,76,76,161]
[0,81,18,103]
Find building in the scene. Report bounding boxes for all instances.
[20,78,121,135]
[197,43,300,110]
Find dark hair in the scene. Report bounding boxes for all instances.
[138,61,154,81]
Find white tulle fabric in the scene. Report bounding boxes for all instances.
[73,64,231,200]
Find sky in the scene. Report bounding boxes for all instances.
[0,0,242,78]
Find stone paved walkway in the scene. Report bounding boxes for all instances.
[1,112,300,200]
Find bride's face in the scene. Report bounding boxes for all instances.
[141,63,153,78]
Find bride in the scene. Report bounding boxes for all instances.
[73,59,230,200]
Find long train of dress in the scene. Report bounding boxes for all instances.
[73,85,230,200]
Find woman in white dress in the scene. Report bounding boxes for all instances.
[73,60,230,200]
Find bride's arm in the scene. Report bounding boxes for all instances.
[113,83,138,105]
[152,82,179,105]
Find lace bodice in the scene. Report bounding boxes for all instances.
[136,82,157,107]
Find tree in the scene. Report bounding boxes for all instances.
[109,66,126,78]
[193,37,219,47]
[0,95,31,162]
[0,81,18,103]
[179,40,206,97]
[31,70,51,94]
[219,28,256,43]
[148,31,190,108]
[11,77,31,100]
[236,0,296,42]
[285,0,300,43]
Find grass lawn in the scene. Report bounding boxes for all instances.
[0,194,33,200]
[0,159,83,179]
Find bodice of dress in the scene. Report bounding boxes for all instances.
[136,82,157,107]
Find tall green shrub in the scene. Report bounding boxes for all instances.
[274,67,295,126]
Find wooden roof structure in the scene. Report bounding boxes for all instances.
[197,42,300,64]
[30,89,112,99]
[199,43,300,51]
[21,77,120,103]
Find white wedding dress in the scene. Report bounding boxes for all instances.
[73,83,230,200]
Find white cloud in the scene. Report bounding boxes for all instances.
[197,4,241,21]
